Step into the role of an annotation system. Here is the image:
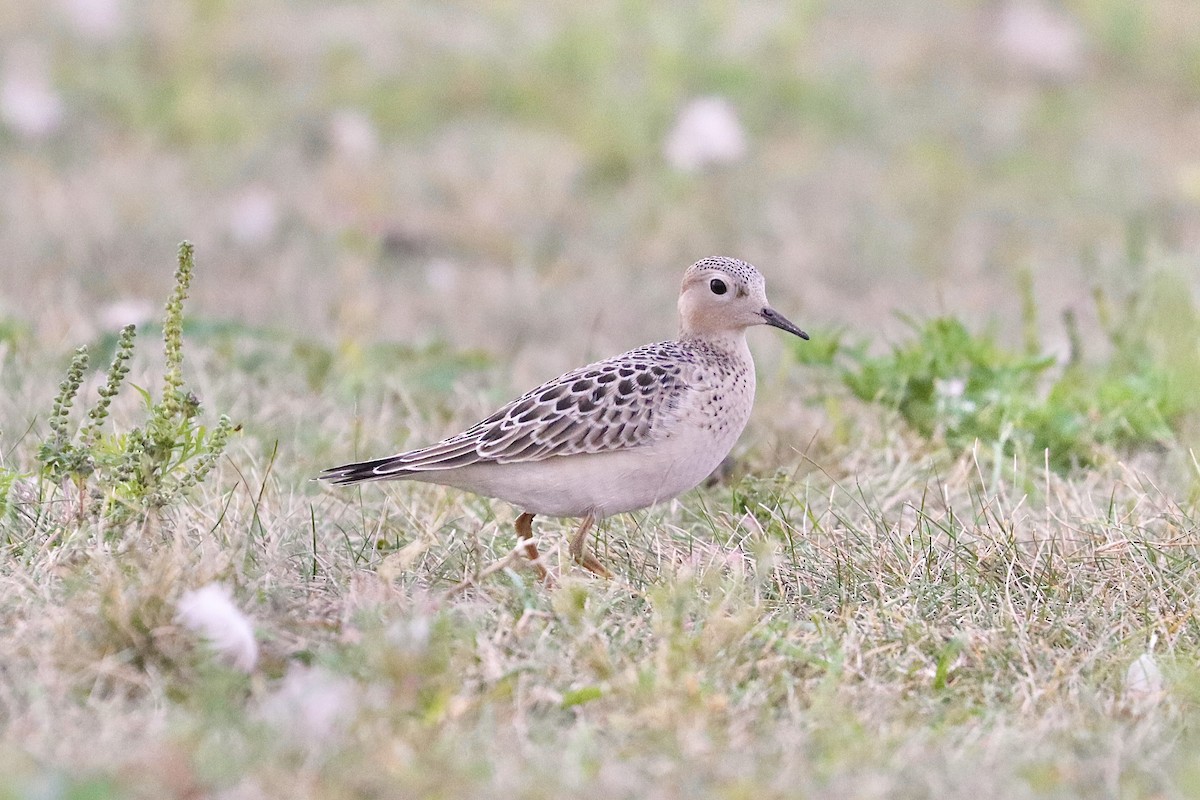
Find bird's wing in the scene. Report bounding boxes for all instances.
[320,343,691,484]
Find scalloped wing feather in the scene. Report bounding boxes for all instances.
[320,343,691,484]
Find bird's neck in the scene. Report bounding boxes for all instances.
[678,328,751,359]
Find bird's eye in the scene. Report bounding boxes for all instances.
[709,278,727,295]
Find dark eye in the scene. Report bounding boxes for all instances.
[709,278,727,295]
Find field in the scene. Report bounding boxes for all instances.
[3,1,1200,797]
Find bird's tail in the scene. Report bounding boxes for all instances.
[318,456,415,485]
[321,435,484,485]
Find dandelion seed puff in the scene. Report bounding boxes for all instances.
[995,2,1084,79]
[328,109,378,162]
[176,584,258,672]
[61,0,126,41]
[424,258,460,295]
[99,298,154,330]
[1,46,64,139]
[664,96,747,173]
[1125,652,1164,706]
[226,187,280,247]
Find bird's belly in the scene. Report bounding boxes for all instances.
[420,429,737,518]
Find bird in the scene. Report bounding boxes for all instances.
[321,256,808,579]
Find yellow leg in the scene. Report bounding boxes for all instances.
[515,512,550,582]
[568,511,612,578]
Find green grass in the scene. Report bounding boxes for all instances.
[831,267,1198,472]
[3,243,1199,797]
[3,1,1200,798]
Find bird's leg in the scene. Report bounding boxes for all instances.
[568,511,612,578]
[514,512,550,582]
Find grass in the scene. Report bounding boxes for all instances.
[3,1,1200,797]
[3,246,1199,799]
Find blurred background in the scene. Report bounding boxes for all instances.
[1,0,1198,374]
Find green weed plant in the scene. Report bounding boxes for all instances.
[834,270,1197,471]
[36,242,235,522]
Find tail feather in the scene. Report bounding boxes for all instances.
[319,456,412,485]
[320,439,484,485]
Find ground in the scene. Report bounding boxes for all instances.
[2,1,1200,797]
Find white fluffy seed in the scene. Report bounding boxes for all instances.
[176,583,258,672]
[664,96,747,173]
[1124,652,1164,707]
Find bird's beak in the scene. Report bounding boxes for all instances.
[760,307,809,340]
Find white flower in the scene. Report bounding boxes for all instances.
[328,109,378,162]
[226,187,280,246]
[60,0,126,41]
[1,45,64,139]
[424,258,460,294]
[99,298,155,330]
[176,584,258,672]
[1124,652,1164,707]
[995,2,1085,79]
[664,96,747,173]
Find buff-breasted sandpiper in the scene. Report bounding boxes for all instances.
[321,256,808,578]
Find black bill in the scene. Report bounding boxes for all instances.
[760,307,809,340]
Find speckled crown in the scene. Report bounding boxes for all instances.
[684,257,762,285]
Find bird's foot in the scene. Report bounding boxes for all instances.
[577,551,614,579]
[515,512,552,583]
[568,512,612,579]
